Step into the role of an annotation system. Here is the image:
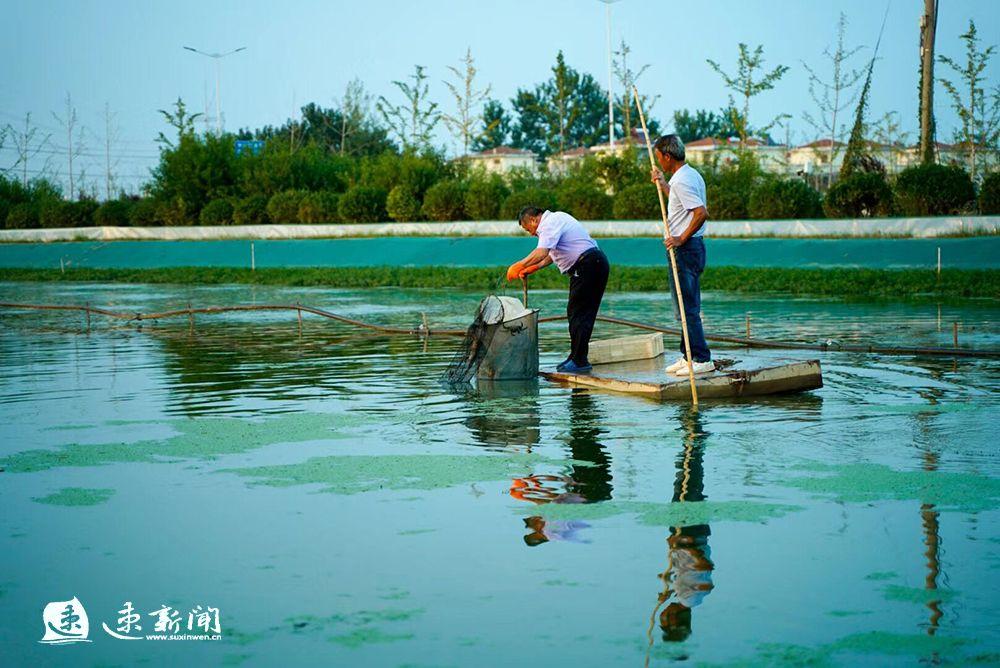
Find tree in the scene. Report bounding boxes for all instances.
[707,44,790,149]
[102,102,121,200]
[802,13,864,181]
[840,7,889,179]
[51,93,86,199]
[612,39,659,142]
[5,113,51,186]
[918,0,938,164]
[157,98,202,149]
[377,65,441,151]
[672,108,740,143]
[240,98,394,158]
[510,51,609,157]
[938,19,1000,181]
[471,99,510,152]
[870,111,911,174]
[441,48,492,157]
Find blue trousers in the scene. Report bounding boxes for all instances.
[668,237,711,363]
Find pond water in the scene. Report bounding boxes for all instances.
[1,282,998,666]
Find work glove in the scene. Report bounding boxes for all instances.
[519,262,543,279]
[506,261,525,282]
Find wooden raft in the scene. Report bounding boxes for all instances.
[540,356,823,400]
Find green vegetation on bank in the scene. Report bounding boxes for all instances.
[1,266,995,299]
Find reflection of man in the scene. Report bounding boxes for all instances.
[522,516,591,546]
[565,390,612,502]
[513,390,612,545]
[655,409,715,643]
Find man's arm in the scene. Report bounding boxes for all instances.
[520,247,553,271]
[665,206,707,248]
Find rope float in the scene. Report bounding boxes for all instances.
[1,300,997,359]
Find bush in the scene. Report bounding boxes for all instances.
[233,195,270,226]
[0,200,10,228]
[980,172,1000,215]
[5,202,38,229]
[266,190,307,224]
[421,180,467,221]
[199,199,234,226]
[557,182,612,220]
[386,185,422,221]
[94,199,133,227]
[464,175,510,220]
[39,199,99,228]
[298,191,340,223]
[894,164,975,216]
[748,179,823,219]
[155,198,193,226]
[613,182,661,219]
[823,172,893,218]
[338,185,387,223]
[500,187,559,220]
[128,198,159,226]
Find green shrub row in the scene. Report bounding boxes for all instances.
[1,265,995,299]
[4,153,1000,229]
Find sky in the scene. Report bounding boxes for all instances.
[1,0,998,195]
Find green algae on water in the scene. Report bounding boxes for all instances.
[225,453,592,495]
[516,499,801,527]
[705,631,969,667]
[1,411,366,474]
[32,487,115,506]
[328,627,414,648]
[882,584,957,604]
[782,463,1000,513]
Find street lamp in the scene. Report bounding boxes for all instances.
[182,46,247,135]
[598,1,622,149]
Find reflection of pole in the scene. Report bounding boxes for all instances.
[921,447,942,638]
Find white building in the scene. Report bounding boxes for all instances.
[466,146,538,175]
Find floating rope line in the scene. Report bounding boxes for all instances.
[1,301,998,359]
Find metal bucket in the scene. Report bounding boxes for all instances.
[476,309,540,381]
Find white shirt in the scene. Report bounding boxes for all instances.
[535,210,598,274]
[666,163,707,239]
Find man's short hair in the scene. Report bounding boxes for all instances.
[517,206,545,224]
[654,134,686,162]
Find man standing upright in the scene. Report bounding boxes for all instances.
[507,206,610,373]
[651,135,713,376]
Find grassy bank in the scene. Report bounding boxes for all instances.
[1,266,997,299]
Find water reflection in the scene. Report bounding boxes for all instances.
[511,389,612,546]
[649,408,715,651]
[464,379,541,450]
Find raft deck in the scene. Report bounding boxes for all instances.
[540,355,823,400]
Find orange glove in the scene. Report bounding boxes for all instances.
[519,262,543,279]
[506,261,525,281]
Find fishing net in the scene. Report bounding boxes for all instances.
[442,295,531,384]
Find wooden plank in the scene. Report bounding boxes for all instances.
[540,360,823,400]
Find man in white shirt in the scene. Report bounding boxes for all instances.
[507,206,610,373]
[651,134,713,376]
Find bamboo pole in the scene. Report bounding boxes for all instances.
[633,85,698,407]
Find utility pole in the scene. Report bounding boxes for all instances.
[183,46,247,134]
[919,0,938,164]
[599,0,621,148]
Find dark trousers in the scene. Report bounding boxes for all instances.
[668,237,711,363]
[567,248,610,365]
